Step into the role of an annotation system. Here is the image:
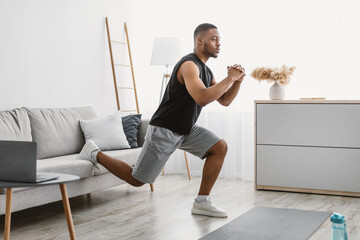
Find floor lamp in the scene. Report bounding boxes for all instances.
[151,38,181,103]
[151,38,191,180]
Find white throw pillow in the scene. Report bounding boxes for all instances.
[79,111,130,151]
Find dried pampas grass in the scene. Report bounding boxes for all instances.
[251,65,296,85]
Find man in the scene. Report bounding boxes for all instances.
[78,23,245,218]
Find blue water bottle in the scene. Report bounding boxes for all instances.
[331,213,348,240]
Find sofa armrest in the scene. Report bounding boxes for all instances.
[137,119,150,147]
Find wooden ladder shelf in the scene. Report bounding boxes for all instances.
[105,17,154,191]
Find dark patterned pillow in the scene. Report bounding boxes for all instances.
[122,114,142,148]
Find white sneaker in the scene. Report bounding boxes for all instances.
[76,140,100,164]
[191,197,228,218]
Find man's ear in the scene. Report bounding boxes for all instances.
[196,36,203,45]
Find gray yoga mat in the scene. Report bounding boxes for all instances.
[199,206,331,240]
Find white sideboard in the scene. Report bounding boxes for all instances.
[255,100,360,197]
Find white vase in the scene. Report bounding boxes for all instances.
[269,82,284,100]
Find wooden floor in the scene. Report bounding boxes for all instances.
[1,174,360,240]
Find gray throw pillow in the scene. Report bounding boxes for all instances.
[25,107,97,159]
[79,111,130,151]
[122,114,142,148]
[0,108,32,141]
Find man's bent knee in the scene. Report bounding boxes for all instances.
[133,181,145,187]
[131,178,145,187]
[218,139,228,155]
[131,175,145,187]
[207,139,228,157]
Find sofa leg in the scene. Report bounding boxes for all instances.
[150,183,154,191]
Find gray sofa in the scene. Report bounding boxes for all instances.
[0,106,149,215]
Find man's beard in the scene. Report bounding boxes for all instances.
[204,42,218,58]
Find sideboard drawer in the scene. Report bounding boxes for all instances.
[256,145,360,192]
[256,104,360,148]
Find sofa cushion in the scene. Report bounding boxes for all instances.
[0,108,32,141]
[122,114,142,148]
[25,107,97,159]
[94,147,142,175]
[80,111,130,151]
[37,154,94,179]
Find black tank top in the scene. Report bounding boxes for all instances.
[150,53,213,135]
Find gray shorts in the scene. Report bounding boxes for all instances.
[131,125,222,184]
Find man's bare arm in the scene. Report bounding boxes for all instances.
[215,81,241,106]
[179,61,242,107]
[215,70,245,106]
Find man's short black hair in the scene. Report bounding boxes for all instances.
[194,23,217,39]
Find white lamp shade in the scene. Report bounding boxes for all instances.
[151,38,181,66]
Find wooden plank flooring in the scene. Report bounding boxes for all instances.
[1,174,360,240]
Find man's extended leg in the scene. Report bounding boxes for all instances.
[97,151,144,187]
[198,139,227,195]
[77,140,144,187]
[77,125,182,188]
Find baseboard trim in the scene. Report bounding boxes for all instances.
[256,185,360,197]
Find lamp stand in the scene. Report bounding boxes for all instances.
[159,65,171,104]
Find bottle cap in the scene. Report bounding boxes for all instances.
[331,213,345,224]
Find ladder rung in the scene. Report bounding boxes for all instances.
[115,64,131,67]
[118,87,134,90]
[111,40,127,45]
[121,110,137,112]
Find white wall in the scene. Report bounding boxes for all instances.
[3,0,360,115]
[134,0,360,111]
[0,0,135,116]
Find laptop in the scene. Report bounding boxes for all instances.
[0,140,58,183]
